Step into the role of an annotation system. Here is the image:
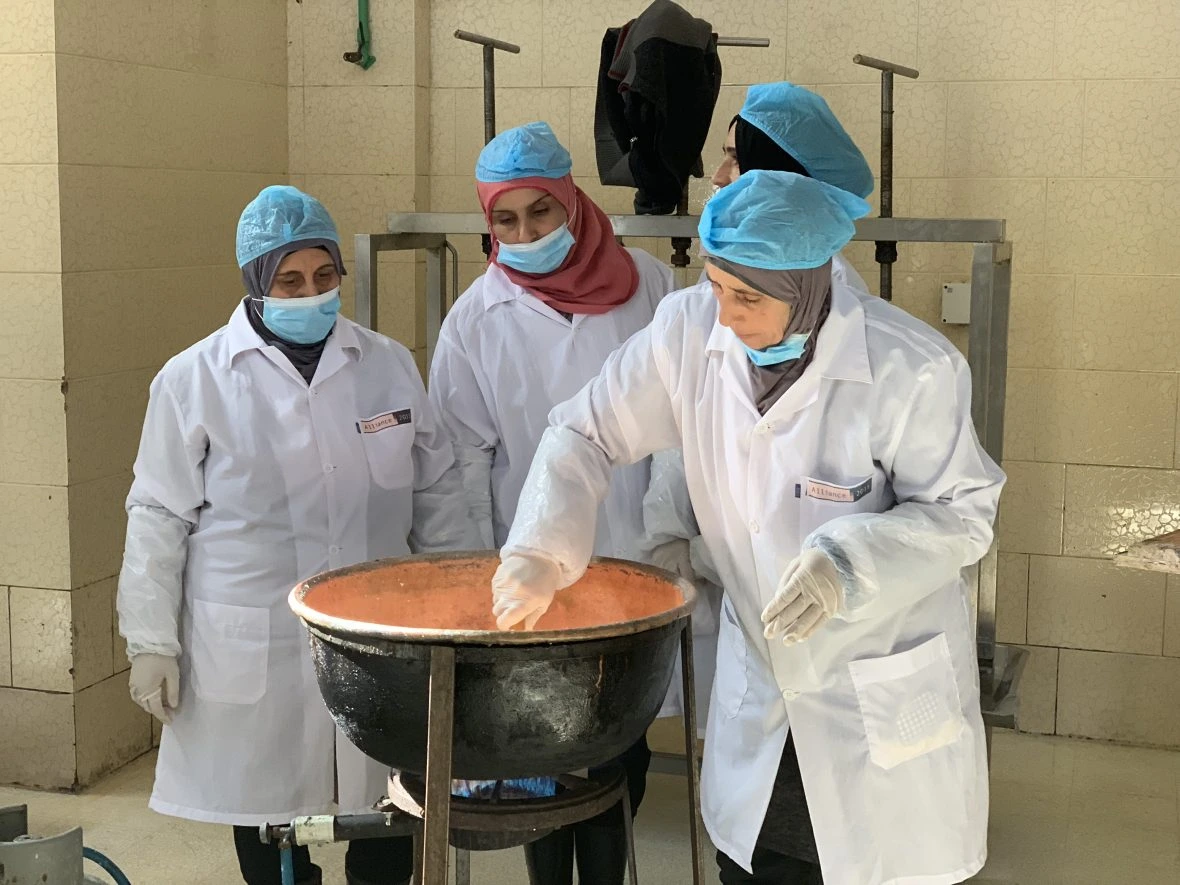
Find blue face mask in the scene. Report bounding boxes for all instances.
[260,287,341,344]
[743,332,809,367]
[496,223,576,275]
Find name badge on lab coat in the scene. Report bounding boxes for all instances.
[356,409,411,434]
[795,476,872,503]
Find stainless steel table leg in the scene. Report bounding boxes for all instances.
[679,624,705,885]
[622,785,639,884]
[454,847,471,885]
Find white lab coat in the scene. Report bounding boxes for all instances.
[428,248,673,561]
[503,280,1004,883]
[649,253,870,724]
[118,303,475,826]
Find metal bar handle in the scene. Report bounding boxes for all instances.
[853,54,919,79]
[453,29,521,54]
[716,36,770,47]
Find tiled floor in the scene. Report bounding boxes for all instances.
[1,730,1177,884]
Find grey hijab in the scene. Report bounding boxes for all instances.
[706,256,833,415]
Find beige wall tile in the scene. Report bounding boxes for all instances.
[1027,555,1166,655]
[998,461,1065,556]
[432,0,543,89]
[918,0,1055,80]
[373,261,426,352]
[1033,370,1177,468]
[890,272,942,328]
[68,473,131,590]
[300,174,418,262]
[538,0,636,88]
[1054,1,1180,79]
[0,587,9,686]
[905,179,1046,275]
[64,370,155,486]
[0,0,55,53]
[0,687,75,788]
[0,54,56,164]
[1064,465,1180,558]
[455,88,572,179]
[0,274,64,381]
[73,578,115,691]
[301,0,415,87]
[59,168,279,273]
[1074,276,1180,373]
[1084,81,1180,178]
[813,82,946,180]
[1008,275,1074,370]
[75,672,151,786]
[303,86,417,175]
[1015,644,1058,735]
[0,165,60,274]
[9,587,72,692]
[0,380,67,486]
[946,82,1083,178]
[691,0,788,85]
[0,483,70,589]
[1046,179,1179,276]
[787,0,918,84]
[1057,649,1180,747]
[288,87,306,174]
[287,0,304,86]
[55,56,286,173]
[1002,369,1036,462]
[430,88,458,176]
[1166,577,1180,658]
[55,0,286,84]
[575,177,636,215]
[62,268,243,378]
[996,552,1029,645]
[430,175,479,214]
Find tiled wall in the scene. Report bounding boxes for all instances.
[0,0,289,788]
[426,0,1180,747]
[287,0,433,373]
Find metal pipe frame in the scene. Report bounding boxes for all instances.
[353,213,1014,709]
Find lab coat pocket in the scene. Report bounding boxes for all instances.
[848,634,965,771]
[359,419,414,490]
[189,600,270,705]
[714,599,748,719]
[796,474,878,541]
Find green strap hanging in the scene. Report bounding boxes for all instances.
[343,0,376,70]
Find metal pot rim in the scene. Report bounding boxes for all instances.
[288,551,697,646]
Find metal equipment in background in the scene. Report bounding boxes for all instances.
[454,30,521,259]
[854,54,920,302]
[0,804,133,885]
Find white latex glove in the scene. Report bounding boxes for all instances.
[650,538,694,580]
[129,653,180,724]
[491,554,562,630]
[761,548,844,645]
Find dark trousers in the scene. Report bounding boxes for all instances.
[524,735,652,885]
[232,825,414,885]
[716,847,823,884]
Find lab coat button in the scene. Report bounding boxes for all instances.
[749,520,760,534]
[756,423,769,434]
[329,545,342,555]
[782,689,799,701]
[323,464,334,473]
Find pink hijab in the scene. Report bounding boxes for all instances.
[476,174,638,316]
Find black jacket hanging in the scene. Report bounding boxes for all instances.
[594,0,722,215]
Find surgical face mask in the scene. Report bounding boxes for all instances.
[496,223,575,275]
[743,332,809,367]
[260,287,340,344]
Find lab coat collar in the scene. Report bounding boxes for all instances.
[225,301,364,371]
[481,264,581,326]
[704,282,872,385]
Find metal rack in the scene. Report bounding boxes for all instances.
[353,212,1024,736]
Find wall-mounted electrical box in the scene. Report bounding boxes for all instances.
[941,282,971,325]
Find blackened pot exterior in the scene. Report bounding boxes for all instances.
[304,619,684,779]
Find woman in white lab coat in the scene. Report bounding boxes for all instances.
[427,122,674,885]
[117,185,477,885]
[642,81,880,722]
[491,170,1005,885]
